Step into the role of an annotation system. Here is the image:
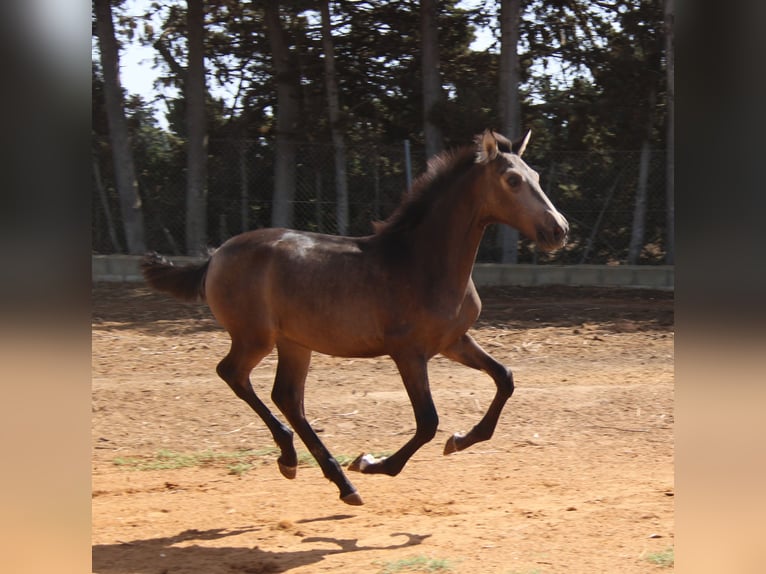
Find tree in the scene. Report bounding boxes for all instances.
[497,0,522,263]
[627,90,655,265]
[592,0,664,264]
[91,0,673,264]
[522,0,668,264]
[93,0,146,254]
[664,0,674,264]
[498,0,522,138]
[185,0,208,255]
[421,0,445,159]
[263,1,301,228]
[320,0,349,234]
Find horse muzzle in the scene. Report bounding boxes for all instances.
[535,211,569,252]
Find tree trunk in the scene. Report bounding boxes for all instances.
[498,0,522,263]
[628,87,657,265]
[185,0,208,255]
[320,0,349,235]
[664,0,675,264]
[92,152,122,253]
[94,0,146,254]
[240,139,250,232]
[628,139,651,264]
[421,0,444,159]
[580,170,622,264]
[264,2,301,229]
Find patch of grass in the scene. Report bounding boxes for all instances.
[248,447,281,458]
[333,453,358,467]
[227,462,254,476]
[113,448,276,473]
[112,448,394,475]
[375,556,453,574]
[113,449,199,471]
[297,451,318,466]
[645,548,674,567]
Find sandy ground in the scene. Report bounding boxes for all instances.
[92,283,674,573]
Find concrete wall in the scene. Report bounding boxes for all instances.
[93,255,673,290]
[471,263,673,290]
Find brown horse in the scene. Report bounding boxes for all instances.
[142,130,568,505]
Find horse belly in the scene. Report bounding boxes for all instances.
[279,304,387,358]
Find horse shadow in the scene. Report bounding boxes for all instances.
[92,520,431,573]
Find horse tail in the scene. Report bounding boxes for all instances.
[141,252,210,303]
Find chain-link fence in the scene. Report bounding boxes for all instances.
[93,138,670,264]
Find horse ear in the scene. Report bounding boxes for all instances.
[477,130,499,163]
[513,130,532,157]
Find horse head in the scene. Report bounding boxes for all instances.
[476,130,568,252]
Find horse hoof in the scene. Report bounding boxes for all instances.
[341,491,364,506]
[443,433,461,455]
[347,453,365,472]
[348,453,378,473]
[278,461,297,479]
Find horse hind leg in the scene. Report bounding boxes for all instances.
[270,340,363,506]
[440,333,514,455]
[216,341,299,479]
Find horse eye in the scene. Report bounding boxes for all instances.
[506,173,522,187]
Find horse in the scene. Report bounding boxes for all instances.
[141,130,568,505]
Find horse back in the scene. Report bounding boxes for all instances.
[203,229,383,352]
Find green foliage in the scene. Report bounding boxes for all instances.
[375,555,454,574]
[111,448,392,475]
[94,0,671,262]
[227,462,254,476]
[645,547,674,567]
[112,448,284,473]
[112,449,267,472]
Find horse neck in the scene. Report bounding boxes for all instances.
[407,170,487,292]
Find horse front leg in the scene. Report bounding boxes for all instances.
[349,353,438,477]
[440,333,514,454]
[271,340,363,506]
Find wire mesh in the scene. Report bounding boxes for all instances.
[92,138,670,264]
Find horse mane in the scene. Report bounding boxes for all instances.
[373,145,478,236]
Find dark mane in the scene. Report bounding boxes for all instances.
[373,146,477,236]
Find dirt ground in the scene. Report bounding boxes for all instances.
[92,282,674,574]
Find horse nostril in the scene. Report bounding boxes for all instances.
[539,213,568,248]
[544,212,567,243]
